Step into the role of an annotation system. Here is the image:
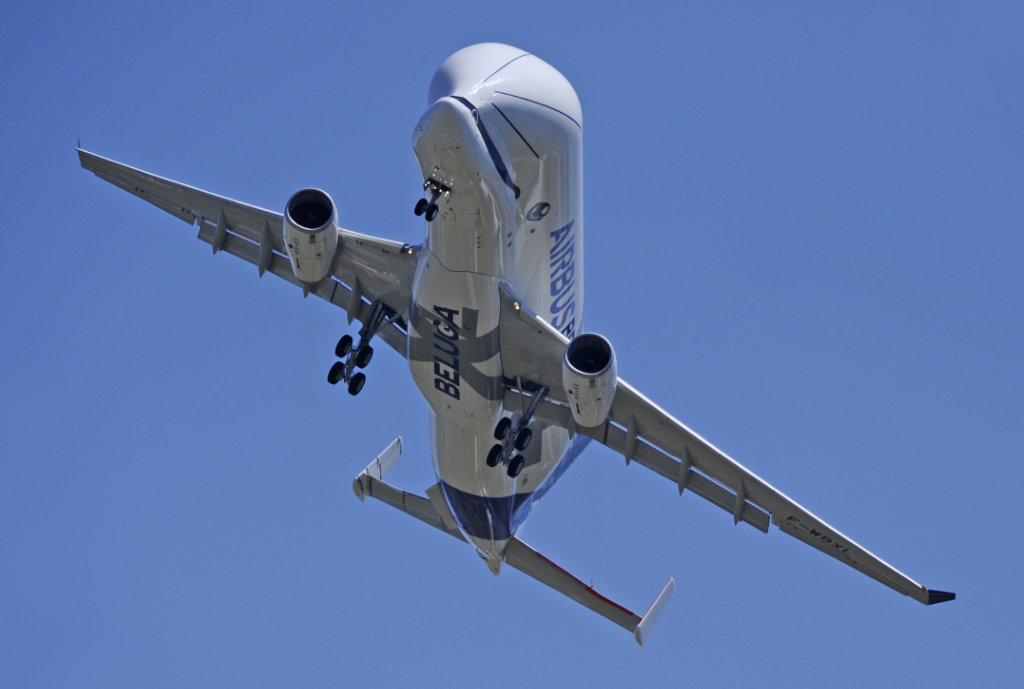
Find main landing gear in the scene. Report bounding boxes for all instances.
[413,178,450,222]
[327,300,395,396]
[486,385,549,479]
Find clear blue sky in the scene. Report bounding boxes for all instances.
[3,2,1020,686]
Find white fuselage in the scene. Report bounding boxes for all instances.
[406,44,585,568]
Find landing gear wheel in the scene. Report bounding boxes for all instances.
[494,417,513,441]
[514,427,533,452]
[425,204,439,221]
[414,198,429,216]
[335,334,353,359]
[354,345,374,369]
[347,372,366,396]
[327,361,345,385]
[507,455,525,478]
[486,444,503,468]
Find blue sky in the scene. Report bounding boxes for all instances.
[3,1,1021,686]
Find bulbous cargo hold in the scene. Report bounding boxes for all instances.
[284,188,340,284]
[562,333,617,428]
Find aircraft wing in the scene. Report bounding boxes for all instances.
[77,149,417,356]
[497,286,955,606]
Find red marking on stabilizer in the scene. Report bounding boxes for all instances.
[586,585,637,617]
[534,549,638,618]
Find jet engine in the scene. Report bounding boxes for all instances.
[284,188,340,284]
[562,333,617,428]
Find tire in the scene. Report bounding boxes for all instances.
[348,372,366,395]
[355,345,374,369]
[494,417,512,441]
[335,334,353,359]
[514,427,532,452]
[425,204,438,221]
[486,444,503,468]
[327,361,345,385]
[507,455,525,478]
[414,198,429,216]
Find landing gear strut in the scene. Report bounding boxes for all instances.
[326,300,395,396]
[487,384,548,478]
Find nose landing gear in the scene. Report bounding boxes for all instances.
[413,177,451,222]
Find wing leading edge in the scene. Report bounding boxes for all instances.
[497,287,955,606]
[77,149,417,356]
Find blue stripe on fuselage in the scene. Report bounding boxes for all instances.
[441,434,592,540]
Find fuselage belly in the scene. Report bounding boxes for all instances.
[406,44,584,567]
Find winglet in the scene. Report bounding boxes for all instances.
[634,578,675,646]
[925,589,956,605]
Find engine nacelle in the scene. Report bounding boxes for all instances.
[284,188,340,284]
[562,333,617,428]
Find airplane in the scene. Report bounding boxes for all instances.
[79,42,954,646]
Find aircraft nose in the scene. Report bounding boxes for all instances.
[428,43,529,104]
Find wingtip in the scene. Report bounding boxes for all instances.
[926,589,956,605]
[76,147,95,168]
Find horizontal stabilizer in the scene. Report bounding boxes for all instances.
[351,438,674,643]
[351,437,464,541]
[504,537,673,646]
